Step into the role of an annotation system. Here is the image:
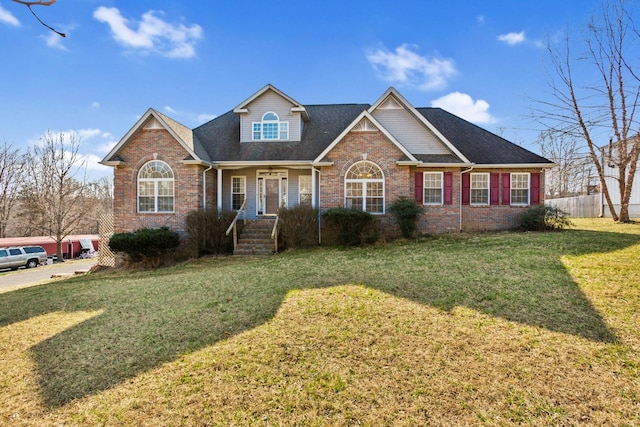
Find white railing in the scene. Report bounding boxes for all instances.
[225,199,247,250]
[270,215,279,253]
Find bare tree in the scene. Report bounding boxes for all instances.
[0,140,24,238]
[10,0,65,37]
[20,131,91,260]
[535,0,640,222]
[536,131,596,197]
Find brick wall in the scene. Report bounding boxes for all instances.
[319,129,410,224]
[112,128,210,236]
[318,130,547,235]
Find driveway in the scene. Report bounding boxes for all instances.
[0,258,97,293]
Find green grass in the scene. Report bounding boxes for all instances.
[1,218,639,425]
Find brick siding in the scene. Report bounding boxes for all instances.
[112,128,214,236]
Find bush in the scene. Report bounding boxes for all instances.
[520,205,573,231]
[322,207,380,247]
[185,208,236,256]
[109,227,180,267]
[388,196,424,238]
[277,205,319,249]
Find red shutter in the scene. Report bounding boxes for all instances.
[415,172,423,204]
[490,173,500,205]
[444,172,453,205]
[530,172,540,205]
[462,173,470,205]
[502,173,511,205]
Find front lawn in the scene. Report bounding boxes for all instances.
[0,219,638,425]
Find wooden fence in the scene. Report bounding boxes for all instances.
[545,194,601,218]
[98,214,115,267]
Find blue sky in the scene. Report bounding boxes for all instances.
[0,0,609,180]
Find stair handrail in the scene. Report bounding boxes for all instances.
[225,198,247,250]
[270,215,279,253]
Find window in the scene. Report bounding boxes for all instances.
[345,161,384,214]
[511,173,530,205]
[252,112,289,140]
[299,175,312,206]
[138,161,174,213]
[231,176,246,210]
[423,172,443,205]
[0,249,6,257]
[471,173,490,205]
[9,249,20,255]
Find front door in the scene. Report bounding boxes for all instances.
[264,178,280,215]
[257,170,288,216]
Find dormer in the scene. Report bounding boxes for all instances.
[233,84,309,142]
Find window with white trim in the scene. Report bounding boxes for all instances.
[252,112,289,140]
[345,161,384,214]
[231,176,246,210]
[298,175,312,206]
[138,160,174,213]
[423,172,443,205]
[471,173,490,205]
[511,173,530,205]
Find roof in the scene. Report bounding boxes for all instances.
[416,108,553,165]
[193,104,368,162]
[104,87,552,167]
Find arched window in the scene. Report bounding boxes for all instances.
[137,160,174,213]
[345,161,384,213]
[252,111,289,140]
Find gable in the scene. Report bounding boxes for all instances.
[371,96,453,156]
[101,109,206,166]
[238,90,303,142]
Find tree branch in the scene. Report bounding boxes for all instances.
[10,0,65,37]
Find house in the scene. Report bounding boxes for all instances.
[101,84,553,240]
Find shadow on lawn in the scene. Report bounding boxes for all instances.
[0,229,636,407]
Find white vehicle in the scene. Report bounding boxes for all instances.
[0,246,48,270]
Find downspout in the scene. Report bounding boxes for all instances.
[459,166,474,232]
[202,164,213,210]
[312,166,321,245]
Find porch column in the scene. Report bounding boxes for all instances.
[217,168,223,212]
[311,167,317,209]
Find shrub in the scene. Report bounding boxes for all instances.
[520,205,573,231]
[321,207,380,247]
[277,205,319,249]
[185,208,236,256]
[388,196,424,238]
[109,227,180,267]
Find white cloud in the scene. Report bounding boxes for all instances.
[93,6,203,58]
[91,101,101,109]
[164,105,181,115]
[41,31,67,50]
[0,4,20,26]
[497,31,526,46]
[366,44,456,91]
[430,92,497,124]
[197,113,217,123]
[476,15,485,25]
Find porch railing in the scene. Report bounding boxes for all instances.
[225,198,246,251]
[270,215,279,254]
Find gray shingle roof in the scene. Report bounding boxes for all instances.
[193,104,368,162]
[189,104,551,165]
[416,108,553,165]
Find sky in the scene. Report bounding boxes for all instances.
[0,0,619,180]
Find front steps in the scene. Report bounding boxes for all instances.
[233,219,276,256]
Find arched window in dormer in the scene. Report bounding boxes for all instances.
[253,112,289,140]
[137,160,174,213]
